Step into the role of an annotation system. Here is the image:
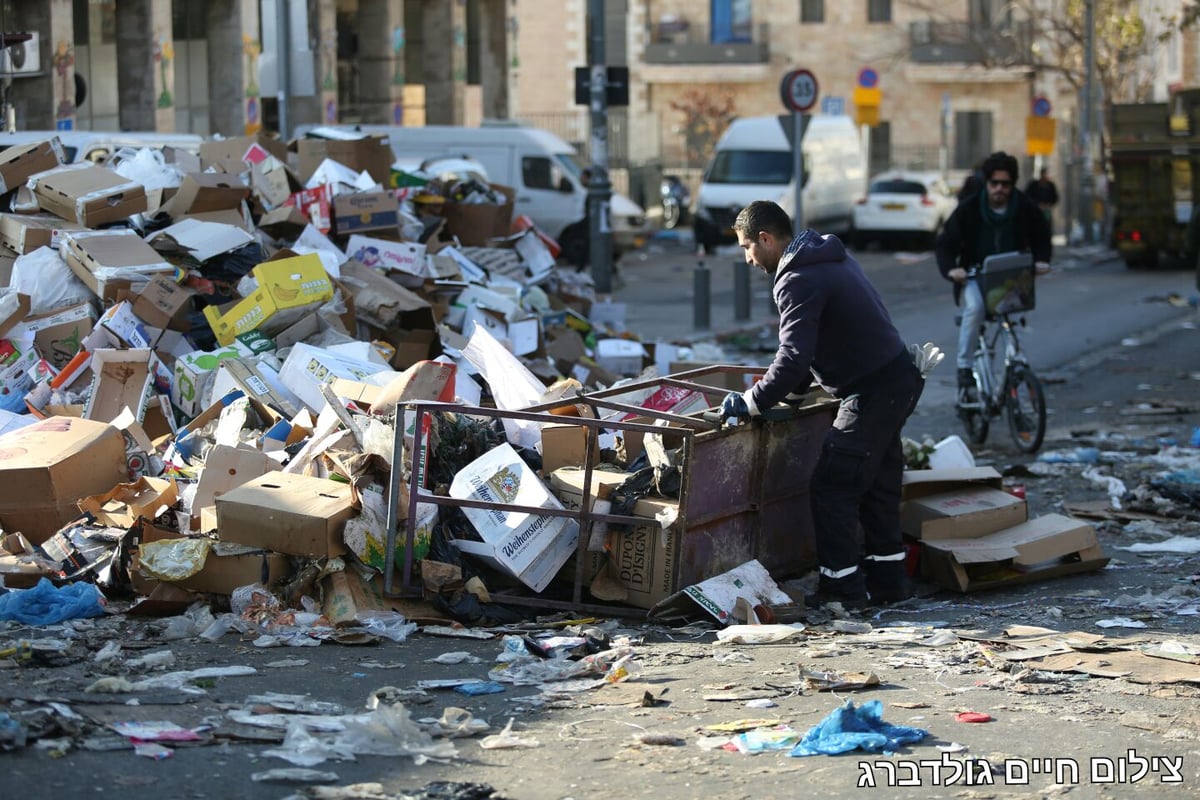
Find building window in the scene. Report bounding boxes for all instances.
[868,0,891,23]
[801,0,824,24]
[954,111,993,171]
[712,0,753,43]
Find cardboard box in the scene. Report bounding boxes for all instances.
[200,134,289,174]
[12,302,96,370]
[171,345,247,417]
[439,183,515,246]
[901,467,1004,501]
[0,212,87,254]
[0,416,129,543]
[251,253,334,311]
[215,470,354,557]
[146,218,256,264]
[448,442,580,593]
[132,275,194,332]
[901,485,1028,541]
[921,514,1109,593]
[278,341,399,412]
[209,358,302,419]
[76,476,178,528]
[159,173,251,219]
[191,444,276,529]
[97,300,158,349]
[83,349,155,424]
[0,137,65,194]
[333,191,400,236]
[297,135,394,185]
[136,526,293,595]
[28,164,148,226]
[0,337,39,413]
[61,230,175,302]
[345,235,426,277]
[541,423,598,474]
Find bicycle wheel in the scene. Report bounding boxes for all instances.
[1005,365,1046,453]
[958,381,990,445]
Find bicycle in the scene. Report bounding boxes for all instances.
[955,253,1047,453]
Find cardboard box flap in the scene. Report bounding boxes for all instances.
[925,514,1100,566]
[901,485,1027,541]
[147,218,256,262]
[901,467,1003,500]
[64,230,176,270]
[339,258,436,330]
[77,476,178,528]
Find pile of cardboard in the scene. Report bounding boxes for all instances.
[900,468,1109,592]
[0,132,720,621]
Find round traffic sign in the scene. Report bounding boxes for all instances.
[780,69,819,113]
[857,67,879,89]
[1032,96,1051,117]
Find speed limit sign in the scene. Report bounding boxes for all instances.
[780,69,818,113]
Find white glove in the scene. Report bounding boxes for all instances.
[908,342,944,378]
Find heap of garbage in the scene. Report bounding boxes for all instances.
[0,130,751,626]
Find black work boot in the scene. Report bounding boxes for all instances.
[864,560,911,605]
[957,367,974,389]
[805,573,869,612]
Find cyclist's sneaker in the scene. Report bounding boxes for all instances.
[956,368,974,389]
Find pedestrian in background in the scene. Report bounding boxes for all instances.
[721,201,938,609]
[1025,167,1060,232]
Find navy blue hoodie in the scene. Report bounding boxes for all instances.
[747,230,905,412]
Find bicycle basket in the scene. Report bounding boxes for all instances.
[979,252,1035,316]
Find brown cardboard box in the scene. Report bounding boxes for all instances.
[159,173,252,218]
[0,417,129,543]
[297,135,394,184]
[0,212,87,254]
[83,349,155,425]
[541,423,598,474]
[0,138,65,194]
[191,444,276,530]
[333,191,400,236]
[901,467,1004,501]
[215,471,354,557]
[439,184,515,247]
[13,302,96,370]
[200,134,289,174]
[132,275,195,331]
[901,485,1027,541]
[136,523,292,595]
[921,513,1109,593]
[76,476,178,528]
[29,165,148,226]
[61,231,175,303]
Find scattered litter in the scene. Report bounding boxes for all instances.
[250,768,341,784]
[454,681,505,696]
[744,698,778,709]
[1096,617,1148,629]
[954,711,993,723]
[479,719,540,749]
[0,578,106,624]
[428,652,482,664]
[636,732,686,747]
[714,624,806,644]
[800,667,881,692]
[1118,536,1200,554]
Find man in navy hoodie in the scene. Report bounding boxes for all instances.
[722,200,928,608]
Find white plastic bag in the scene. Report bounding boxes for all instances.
[10,247,95,313]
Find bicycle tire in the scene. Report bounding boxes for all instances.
[959,378,990,445]
[1005,365,1046,453]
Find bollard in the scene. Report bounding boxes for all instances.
[733,260,751,321]
[693,260,711,330]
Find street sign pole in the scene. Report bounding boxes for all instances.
[587,0,613,293]
[780,69,817,231]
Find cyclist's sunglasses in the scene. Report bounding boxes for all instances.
[987,179,1013,188]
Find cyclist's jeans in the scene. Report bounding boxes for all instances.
[957,279,985,370]
[810,353,925,595]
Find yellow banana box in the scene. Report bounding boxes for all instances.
[251,253,334,311]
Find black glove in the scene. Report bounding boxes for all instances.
[721,392,750,420]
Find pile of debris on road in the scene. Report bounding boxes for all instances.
[0,130,790,625]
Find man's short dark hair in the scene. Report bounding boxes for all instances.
[734,201,793,240]
[982,151,1019,183]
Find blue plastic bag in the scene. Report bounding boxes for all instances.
[790,699,928,757]
[0,578,106,625]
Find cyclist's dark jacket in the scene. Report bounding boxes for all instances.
[934,189,1052,303]
[747,230,905,411]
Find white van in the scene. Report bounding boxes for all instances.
[692,115,866,253]
[296,122,650,260]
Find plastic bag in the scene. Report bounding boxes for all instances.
[112,146,185,190]
[0,577,106,624]
[356,611,418,643]
[9,247,95,314]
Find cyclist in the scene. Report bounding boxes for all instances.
[935,151,1051,401]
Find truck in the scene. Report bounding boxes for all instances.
[1108,89,1200,269]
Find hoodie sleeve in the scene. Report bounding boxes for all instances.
[747,271,822,414]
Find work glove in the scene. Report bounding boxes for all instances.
[908,342,944,379]
[721,391,751,423]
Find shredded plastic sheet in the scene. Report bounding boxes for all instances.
[789,700,928,757]
[137,538,214,581]
[715,624,806,645]
[0,578,106,624]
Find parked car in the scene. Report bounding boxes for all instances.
[851,171,957,249]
